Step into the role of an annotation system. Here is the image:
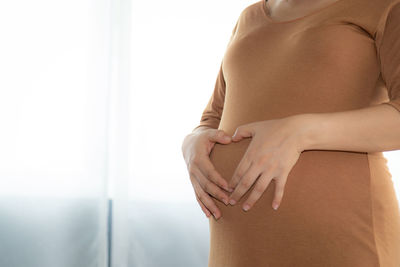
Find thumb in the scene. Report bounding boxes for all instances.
[231,124,254,142]
[208,129,232,144]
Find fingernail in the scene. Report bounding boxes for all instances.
[225,184,234,192]
[222,198,228,205]
[242,204,250,211]
[229,199,236,205]
[272,202,279,210]
[213,212,219,219]
[224,187,234,192]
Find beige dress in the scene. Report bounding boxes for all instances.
[193,0,400,266]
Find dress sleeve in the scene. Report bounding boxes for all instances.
[375,1,400,113]
[192,19,239,132]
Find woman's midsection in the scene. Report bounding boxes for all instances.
[208,139,375,231]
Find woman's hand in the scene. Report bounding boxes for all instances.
[227,116,307,211]
[182,126,235,220]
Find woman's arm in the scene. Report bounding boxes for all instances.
[225,104,400,211]
[297,2,400,153]
[295,104,400,153]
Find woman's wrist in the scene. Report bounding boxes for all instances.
[286,113,323,153]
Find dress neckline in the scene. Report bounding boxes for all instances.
[261,0,346,24]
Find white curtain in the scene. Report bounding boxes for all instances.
[0,0,111,266]
[1,0,400,267]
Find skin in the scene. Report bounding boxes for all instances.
[227,104,400,212]
[226,116,303,211]
[266,0,343,22]
[183,104,400,219]
[183,0,400,219]
[181,126,235,219]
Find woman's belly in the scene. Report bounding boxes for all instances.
[207,138,393,266]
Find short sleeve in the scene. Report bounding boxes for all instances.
[192,19,239,132]
[375,1,400,113]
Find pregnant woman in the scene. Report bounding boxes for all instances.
[181,0,400,266]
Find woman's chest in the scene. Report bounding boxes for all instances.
[223,22,379,84]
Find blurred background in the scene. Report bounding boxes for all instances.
[0,0,399,267]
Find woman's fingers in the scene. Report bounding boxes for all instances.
[231,123,255,142]
[190,173,222,220]
[194,165,230,206]
[241,172,274,211]
[228,161,261,205]
[200,157,233,192]
[195,192,211,218]
[207,129,232,144]
[227,151,252,189]
[271,174,287,210]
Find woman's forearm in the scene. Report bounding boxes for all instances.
[294,104,400,153]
